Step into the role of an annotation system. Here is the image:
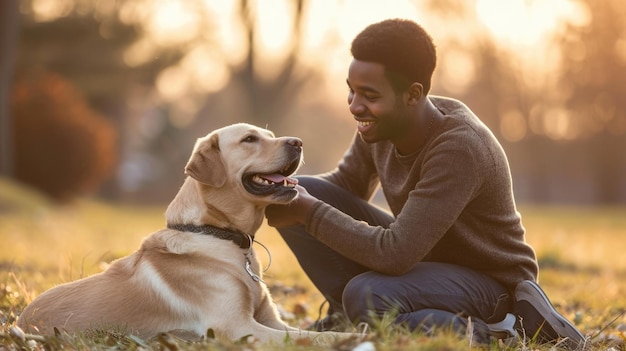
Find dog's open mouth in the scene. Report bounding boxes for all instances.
[242,157,300,196]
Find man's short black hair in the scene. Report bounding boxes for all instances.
[350,19,437,94]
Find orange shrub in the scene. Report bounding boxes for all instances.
[11,72,118,202]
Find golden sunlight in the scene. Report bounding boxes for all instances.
[137,0,590,123]
[254,0,294,80]
[298,0,420,102]
[475,0,590,48]
[148,0,201,46]
[30,0,72,21]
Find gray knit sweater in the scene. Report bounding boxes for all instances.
[307,96,538,289]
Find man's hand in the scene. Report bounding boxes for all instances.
[265,185,318,228]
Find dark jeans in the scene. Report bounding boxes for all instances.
[277,176,512,343]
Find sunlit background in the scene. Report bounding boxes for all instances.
[1,0,625,204]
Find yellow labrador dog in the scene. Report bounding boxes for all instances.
[18,123,354,344]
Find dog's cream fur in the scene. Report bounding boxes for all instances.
[17,123,354,344]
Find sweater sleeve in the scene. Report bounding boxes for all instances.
[306,134,484,275]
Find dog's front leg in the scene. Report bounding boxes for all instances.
[254,286,294,330]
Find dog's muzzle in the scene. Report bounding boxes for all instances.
[242,139,302,198]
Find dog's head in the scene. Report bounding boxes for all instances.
[184,123,303,205]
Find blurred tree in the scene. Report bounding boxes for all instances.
[15,0,622,203]
[15,0,193,200]
[0,0,20,177]
[12,72,118,202]
[555,0,626,203]
[557,0,626,138]
[232,0,309,127]
[14,0,325,202]
[16,0,184,119]
[187,0,316,131]
[435,1,626,203]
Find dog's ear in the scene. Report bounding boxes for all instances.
[184,134,227,187]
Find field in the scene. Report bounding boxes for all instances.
[1,178,625,350]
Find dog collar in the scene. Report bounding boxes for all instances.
[167,223,253,249]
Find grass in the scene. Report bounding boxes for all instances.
[1,177,625,350]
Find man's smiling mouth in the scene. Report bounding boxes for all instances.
[358,121,375,127]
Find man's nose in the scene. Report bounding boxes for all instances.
[349,97,366,116]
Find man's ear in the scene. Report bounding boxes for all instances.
[406,82,423,104]
[184,134,227,187]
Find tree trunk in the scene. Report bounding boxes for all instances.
[0,0,20,177]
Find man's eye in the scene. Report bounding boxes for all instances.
[365,95,378,101]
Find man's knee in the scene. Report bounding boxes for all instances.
[342,273,384,324]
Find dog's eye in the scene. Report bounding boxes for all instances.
[241,135,258,143]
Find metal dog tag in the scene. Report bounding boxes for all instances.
[245,259,264,283]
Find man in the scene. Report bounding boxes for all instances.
[266,18,585,348]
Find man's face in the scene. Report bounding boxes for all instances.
[346,59,411,144]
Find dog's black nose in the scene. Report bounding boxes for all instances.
[286,138,303,151]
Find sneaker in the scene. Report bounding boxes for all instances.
[514,280,586,349]
[485,313,520,347]
[487,313,519,340]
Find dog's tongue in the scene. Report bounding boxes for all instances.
[261,174,298,185]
